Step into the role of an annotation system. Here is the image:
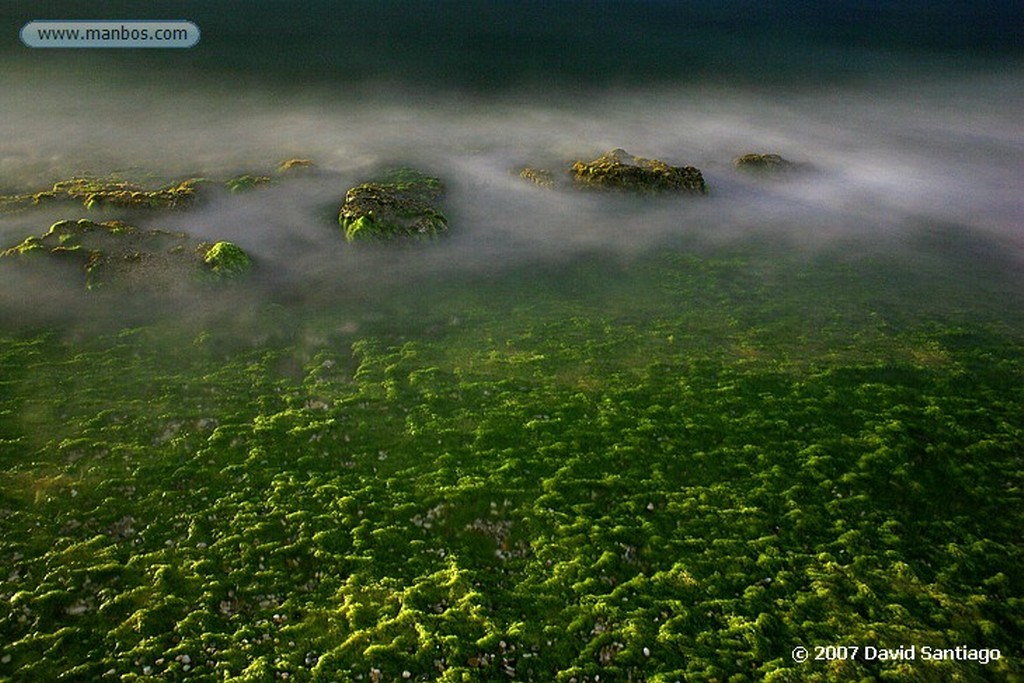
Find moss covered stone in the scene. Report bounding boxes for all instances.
[338,168,448,242]
[203,241,252,277]
[570,149,707,195]
[1,219,248,290]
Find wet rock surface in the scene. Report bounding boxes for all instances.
[338,168,449,242]
[733,152,802,174]
[277,158,317,174]
[0,177,199,213]
[516,167,555,188]
[518,149,707,195]
[1,219,250,290]
[570,149,707,194]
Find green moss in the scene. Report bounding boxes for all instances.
[224,175,272,194]
[203,241,252,276]
[342,214,381,242]
[0,242,1021,681]
[1,235,45,256]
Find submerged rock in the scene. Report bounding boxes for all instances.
[570,149,707,195]
[338,168,448,242]
[517,167,555,189]
[0,177,200,212]
[1,219,250,290]
[224,174,272,193]
[733,153,800,174]
[225,159,316,193]
[277,158,316,174]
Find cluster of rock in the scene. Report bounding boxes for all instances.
[1,219,249,290]
[224,159,316,194]
[0,150,803,289]
[0,177,199,212]
[0,160,322,290]
[521,148,708,195]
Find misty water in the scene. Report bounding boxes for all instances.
[2,60,1022,336]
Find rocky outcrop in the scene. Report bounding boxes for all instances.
[338,169,448,242]
[517,167,556,189]
[224,174,272,193]
[0,177,199,213]
[733,153,800,174]
[277,159,316,174]
[1,219,250,290]
[570,149,707,194]
[517,149,707,195]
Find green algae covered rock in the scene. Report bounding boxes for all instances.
[224,160,317,193]
[0,177,201,213]
[733,153,801,174]
[224,174,272,194]
[1,219,251,289]
[338,168,448,242]
[203,241,252,276]
[570,149,707,195]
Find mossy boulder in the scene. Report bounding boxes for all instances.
[203,241,252,276]
[338,168,448,242]
[0,219,250,290]
[733,153,801,174]
[570,149,707,195]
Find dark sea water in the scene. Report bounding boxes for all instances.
[0,1,1022,327]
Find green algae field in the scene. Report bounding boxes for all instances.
[2,234,1022,681]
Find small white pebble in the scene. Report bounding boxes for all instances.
[643,646,651,657]
[402,671,412,679]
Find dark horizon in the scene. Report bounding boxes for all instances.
[3,0,1021,91]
